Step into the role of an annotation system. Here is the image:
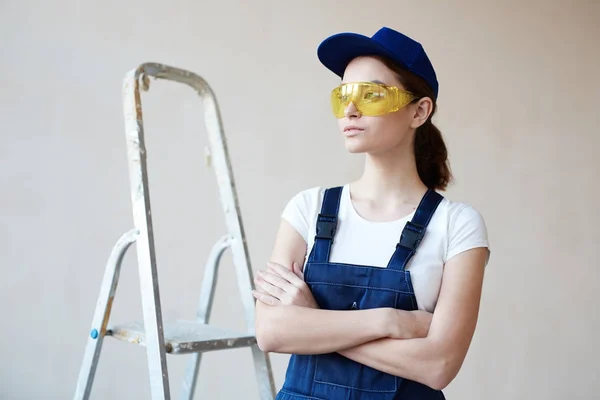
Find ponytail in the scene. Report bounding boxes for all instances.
[414,120,452,191]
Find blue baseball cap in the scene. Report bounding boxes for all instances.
[317,27,439,98]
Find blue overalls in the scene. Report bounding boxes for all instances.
[276,186,446,400]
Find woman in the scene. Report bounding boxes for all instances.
[253,26,490,400]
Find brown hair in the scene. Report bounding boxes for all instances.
[378,56,453,191]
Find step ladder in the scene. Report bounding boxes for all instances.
[73,63,277,400]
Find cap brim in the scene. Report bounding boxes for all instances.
[317,32,397,79]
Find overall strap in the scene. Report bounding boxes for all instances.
[307,186,343,263]
[387,189,444,270]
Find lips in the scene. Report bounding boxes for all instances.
[344,126,364,132]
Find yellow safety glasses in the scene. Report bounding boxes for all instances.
[330,82,416,118]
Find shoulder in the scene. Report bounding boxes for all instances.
[280,186,328,243]
[439,197,487,229]
[436,195,490,264]
[287,186,327,207]
[281,185,348,242]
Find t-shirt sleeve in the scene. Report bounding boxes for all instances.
[446,205,491,265]
[281,188,318,243]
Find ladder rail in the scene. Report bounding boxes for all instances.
[196,235,232,324]
[252,345,277,399]
[73,229,139,400]
[123,67,171,399]
[180,234,231,400]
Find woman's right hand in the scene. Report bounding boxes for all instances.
[387,309,433,340]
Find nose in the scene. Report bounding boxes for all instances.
[344,101,361,119]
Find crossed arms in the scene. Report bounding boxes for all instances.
[254,219,488,391]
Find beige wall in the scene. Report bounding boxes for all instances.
[1,0,599,399]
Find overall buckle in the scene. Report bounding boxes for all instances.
[315,214,337,240]
[397,221,426,250]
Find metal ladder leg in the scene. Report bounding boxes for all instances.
[73,229,138,400]
[122,68,172,400]
[251,345,277,399]
[180,235,230,399]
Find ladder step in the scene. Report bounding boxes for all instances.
[107,320,257,355]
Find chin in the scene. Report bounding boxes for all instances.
[343,142,369,154]
[343,132,371,151]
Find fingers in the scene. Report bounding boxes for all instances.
[254,272,287,298]
[251,290,280,306]
[258,270,292,291]
[266,262,304,286]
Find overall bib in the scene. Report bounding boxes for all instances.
[276,186,446,400]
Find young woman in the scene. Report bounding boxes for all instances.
[253,27,490,400]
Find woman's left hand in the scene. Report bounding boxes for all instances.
[252,261,319,308]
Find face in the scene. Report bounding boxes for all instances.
[336,56,430,155]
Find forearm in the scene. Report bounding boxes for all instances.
[255,303,390,355]
[338,337,453,390]
[333,307,443,387]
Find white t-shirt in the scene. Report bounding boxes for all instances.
[281,185,490,312]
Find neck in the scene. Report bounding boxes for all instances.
[353,144,427,204]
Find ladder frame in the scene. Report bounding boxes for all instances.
[73,63,276,400]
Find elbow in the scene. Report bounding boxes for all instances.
[426,355,461,391]
[254,305,281,353]
[255,325,278,353]
[256,336,274,353]
[418,336,467,390]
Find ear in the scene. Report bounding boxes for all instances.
[410,97,433,129]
